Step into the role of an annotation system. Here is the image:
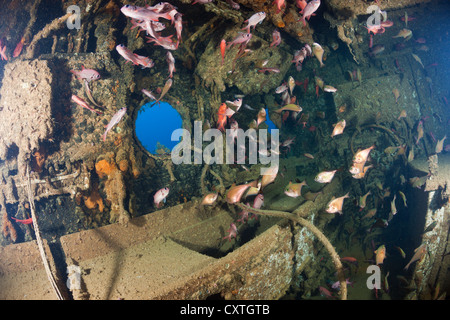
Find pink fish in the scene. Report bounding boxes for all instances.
[154,187,170,208]
[192,0,214,4]
[120,4,171,21]
[174,12,183,42]
[365,24,385,35]
[319,286,335,299]
[237,207,250,223]
[102,107,127,141]
[331,278,354,290]
[296,0,307,13]
[134,53,154,69]
[166,51,176,78]
[292,47,308,67]
[71,95,103,115]
[0,40,7,61]
[146,34,178,50]
[270,29,281,47]
[116,44,139,65]
[381,20,394,27]
[242,12,266,33]
[300,0,320,26]
[275,84,288,94]
[273,0,285,14]
[223,223,237,241]
[70,65,100,82]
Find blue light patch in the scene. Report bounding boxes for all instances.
[135,101,183,154]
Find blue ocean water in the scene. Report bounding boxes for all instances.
[135,101,183,154]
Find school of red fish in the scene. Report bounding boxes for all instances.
[0,0,436,299]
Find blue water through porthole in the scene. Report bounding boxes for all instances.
[135,101,183,154]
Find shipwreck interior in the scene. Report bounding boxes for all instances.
[0,0,449,301]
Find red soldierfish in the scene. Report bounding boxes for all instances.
[270,29,281,47]
[120,4,171,21]
[11,217,33,224]
[220,39,226,65]
[71,95,103,115]
[0,40,7,61]
[166,51,176,78]
[174,12,183,42]
[116,44,139,65]
[242,12,266,34]
[273,0,285,14]
[13,36,25,58]
[296,0,307,13]
[70,65,101,82]
[146,34,179,50]
[301,0,320,26]
[154,187,170,208]
[102,107,127,141]
[133,53,155,69]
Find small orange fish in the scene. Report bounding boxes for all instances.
[375,245,386,265]
[404,243,427,270]
[13,36,25,58]
[284,180,307,198]
[217,103,227,132]
[352,164,373,179]
[326,193,349,214]
[226,183,251,204]
[201,193,218,206]
[331,119,346,137]
[353,145,375,163]
[220,39,226,66]
[256,108,267,127]
[362,208,377,219]
[397,109,407,120]
[261,164,278,189]
[435,135,447,154]
[274,104,302,113]
[338,105,346,113]
[393,88,400,103]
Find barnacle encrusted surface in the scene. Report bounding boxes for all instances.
[0,59,54,175]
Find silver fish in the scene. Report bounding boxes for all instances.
[102,107,127,141]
